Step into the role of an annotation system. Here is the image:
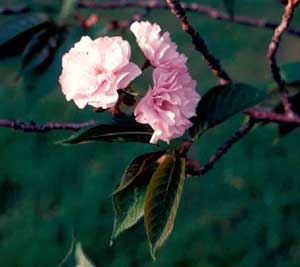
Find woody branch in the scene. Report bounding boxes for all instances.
[267,0,299,116]
[77,0,300,38]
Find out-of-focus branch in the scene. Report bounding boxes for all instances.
[77,0,300,38]
[74,13,99,29]
[0,5,30,15]
[0,119,97,133]
[166,0,231,84]
[108,7,150,32]
[267,0,299,116]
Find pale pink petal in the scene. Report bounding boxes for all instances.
[59,35,141,110]
[134,67,201,144]
[130,21,188,69]
[115,63,142,89]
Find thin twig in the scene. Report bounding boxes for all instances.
[0,5,30,15]
[267,1,299,116]
[199,119,255,176]
[245,108,300,124]
[77,0,300,38]
[0,119,97,133]
[189,108,300,176]
[108,7,150,32]
[166,0,231,84]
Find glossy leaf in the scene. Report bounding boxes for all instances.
[111,151,164,241]
[281,62,300,85]
[190,82,267,137]
[59,120,153,145]
[144,153,186,259]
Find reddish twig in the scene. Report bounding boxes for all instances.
[245,108,300,124]
[0,5,30,15]
[165,0,231,84]
[198,119,255,176]
[267,1,299,116]
[77,0,300,38]
[0,119,97,133]
[189,108,300,177]
[74,12,98,29]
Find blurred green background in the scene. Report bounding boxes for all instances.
[1,0,300,266]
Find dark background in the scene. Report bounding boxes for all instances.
[0,0,300,266]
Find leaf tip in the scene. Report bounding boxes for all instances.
[149,244,157,261]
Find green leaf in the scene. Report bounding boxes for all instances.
[75,243,95,267]
[281,62,300,85]
[23,26,82,100]
[0,14,49,57]
[58,120,153,145]
[190,82,267,138]
[223,0,235,17]
[59,240,94,267]
[144,153,186,259]
[111,151,164,241]
[20,26,63,74]
[21,29,51,72]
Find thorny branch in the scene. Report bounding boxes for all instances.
[267,0,299,116]
[77,0,300,38]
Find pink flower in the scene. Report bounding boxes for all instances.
[135,68,201,144]
[59,36,141,109]
[130,21,187,70]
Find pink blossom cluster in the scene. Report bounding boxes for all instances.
[131,21,201,143]
[59,36,141,109]
[59,21,200,144]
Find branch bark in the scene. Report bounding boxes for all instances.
[165,0,231,84]
[198,119,255,176]
[0,119,97,133]
[267,0,299,116]
[245,108,300,124]
[77,0,300,38]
